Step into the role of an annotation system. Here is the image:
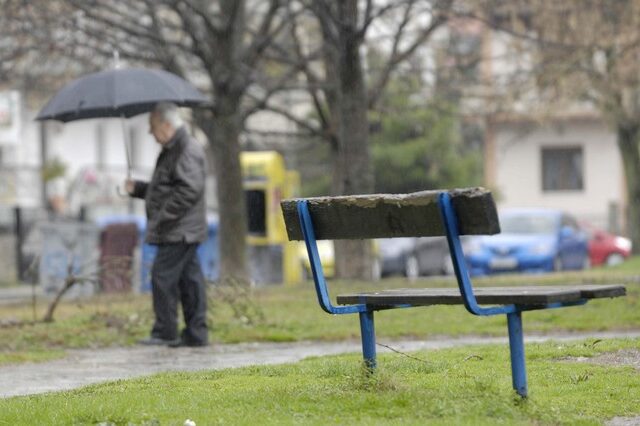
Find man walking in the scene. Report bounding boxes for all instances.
[126,102,209,347]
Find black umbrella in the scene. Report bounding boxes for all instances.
[36,67,209,179]
[36,67,209,122]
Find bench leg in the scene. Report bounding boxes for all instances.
[359,310,377,371]
[507,311,528,398]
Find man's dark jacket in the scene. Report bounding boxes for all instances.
[131,126,207,244]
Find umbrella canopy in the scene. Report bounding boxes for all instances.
[36,67,209,122]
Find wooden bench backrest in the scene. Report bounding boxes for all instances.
[281,187,500,241]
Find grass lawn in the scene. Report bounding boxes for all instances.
[0,261,639,424]
[0,258,639,364]
[0,338,639,425]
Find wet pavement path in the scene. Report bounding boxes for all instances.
[3,330,640,398]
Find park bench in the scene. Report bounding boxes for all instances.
[281,187,626,398]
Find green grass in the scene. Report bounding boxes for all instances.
[1,338,639,425]
[0,349,64,365]
[1,259,639,365]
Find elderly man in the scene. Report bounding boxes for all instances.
[126,102,209,347]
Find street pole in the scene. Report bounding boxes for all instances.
[40,121,48,210]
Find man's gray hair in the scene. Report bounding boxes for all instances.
[153,102,184,128]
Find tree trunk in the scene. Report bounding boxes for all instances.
[330,0,376,280]
[197,105,249,283]
[196,0,249,283]
[617,123,640,254]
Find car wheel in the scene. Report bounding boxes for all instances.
[442,256,454,276]
[606,253,625,266]
[405,256,419,280]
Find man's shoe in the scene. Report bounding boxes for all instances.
[138,336,180,346]
[168,339,209,348]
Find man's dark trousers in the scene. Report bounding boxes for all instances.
[150,243,208,345]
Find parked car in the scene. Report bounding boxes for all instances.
[379,238,417,278]
[580,222,632,266]
[379,237,454,279]
[464,208,589,276]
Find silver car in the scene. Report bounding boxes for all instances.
[379,237,454,279]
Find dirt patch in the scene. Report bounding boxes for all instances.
[563,349,640,370]
[562,349,640,426]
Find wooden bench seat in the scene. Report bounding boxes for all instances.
[337,284,626,306]
[281,187,626,398]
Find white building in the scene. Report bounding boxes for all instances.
[479,23,627,234]
[0,87,302,223]
[0,90,168,217]
[485,113,625,232]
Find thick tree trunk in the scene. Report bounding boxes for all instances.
[197,0,249,283]
[330,0,376,280]
[617,123,640,254]
[198,105,249,283]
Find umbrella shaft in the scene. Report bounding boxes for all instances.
[120,117,132,177]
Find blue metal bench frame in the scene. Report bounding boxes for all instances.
[296,191,590,398]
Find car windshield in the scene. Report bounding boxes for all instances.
[499,213,557,235]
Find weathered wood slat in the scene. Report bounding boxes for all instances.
[336,285,626,306]
[281,187,499,241]
[570,285,627,299]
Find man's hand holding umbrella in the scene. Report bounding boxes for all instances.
[124,179,135,196]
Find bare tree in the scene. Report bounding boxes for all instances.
[10,0,295,283]
[0,1,99,102]
[42,259,98,323]
[2,0,455,282]
[263,0,453,279]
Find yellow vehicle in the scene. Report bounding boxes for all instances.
[298,240,336,278]
[298,240,381,280]
[241,151,301,285]
[241,151,380,283]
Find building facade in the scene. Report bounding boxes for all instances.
[485,113,626,233]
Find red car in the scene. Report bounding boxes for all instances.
[581,222,632,266]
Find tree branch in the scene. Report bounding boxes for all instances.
[368,0,451,109]
[242,0,286,70]
[246,94,324,138]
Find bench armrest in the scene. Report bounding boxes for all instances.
[297,200,368,315]
[439,192,516,316]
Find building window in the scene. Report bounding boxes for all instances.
[541,147,584,191]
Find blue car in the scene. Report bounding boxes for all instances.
[464,208,589,276]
